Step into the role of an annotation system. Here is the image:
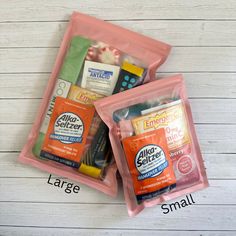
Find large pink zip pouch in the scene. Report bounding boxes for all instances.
[19,12,171,196]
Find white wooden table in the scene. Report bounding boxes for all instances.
[0,1,236,235]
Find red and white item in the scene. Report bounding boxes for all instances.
[86,46,97,61]
[98,46,121,65]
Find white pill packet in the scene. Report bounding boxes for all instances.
[81,60,120,96]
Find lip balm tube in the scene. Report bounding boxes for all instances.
[32,36,91,158]
[78,163,103,179]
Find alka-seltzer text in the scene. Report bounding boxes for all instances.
[161,194,196,214]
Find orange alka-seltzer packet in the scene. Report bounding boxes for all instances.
[122,128,176,202]
[40,96,95,168]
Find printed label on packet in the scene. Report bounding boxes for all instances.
[122,128,176,202]
[68,85,103,140]
[81,61,120,96]
[41,97,95,163]
[68,85,104,106]
[132,100,191,155]
[132,100,199,183]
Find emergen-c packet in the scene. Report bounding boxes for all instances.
[19,12,171,196]
[95,74,209,215]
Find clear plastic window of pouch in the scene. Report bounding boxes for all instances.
[32,35,148,180]
[113,94,200,203]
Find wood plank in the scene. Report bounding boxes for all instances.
[0,175,123,204]
[0,203,235,230]
[158,47,236,72]
[190,99,236,124]
[1,98,235,124]
[1,0,236,21]
[159,73,236,99]
[1,153,235,179]
[0,48,57,73]
[0,99,41,124]
[204,154,236,179]
[1,20,236,47]
[1,47,236,73]
[0,178,234,205]
[0,74,48,99]
[0,124,236,153]
[1,73,236,99]
[0,227,234,236]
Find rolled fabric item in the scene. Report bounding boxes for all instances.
[32,36,91,158]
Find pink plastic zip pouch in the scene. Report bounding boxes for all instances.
[95,74,209,214]
[19,12,171,196]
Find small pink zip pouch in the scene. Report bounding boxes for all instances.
[95,74,209,215]
[19,12,171,196]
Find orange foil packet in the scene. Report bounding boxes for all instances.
[122,128,176,202]
[41,97,95,167]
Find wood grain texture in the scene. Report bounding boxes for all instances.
[1,47,236,73]
[0,178,235,204]
[0,0,236,235]
[0,227,235,236]
[0,203,235,230]
[1,20,236,47]
[1,0,236,22]
[1,98,235,124]
[1,73,236,99]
